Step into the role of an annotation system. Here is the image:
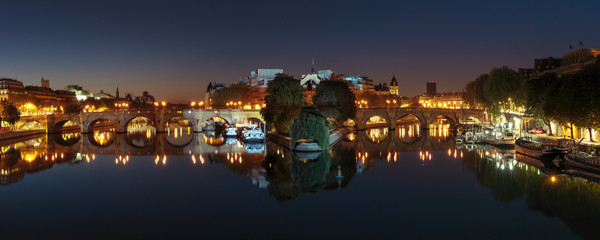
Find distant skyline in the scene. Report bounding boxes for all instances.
[1,0,599,102]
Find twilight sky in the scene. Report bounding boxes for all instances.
[1,0,599,103]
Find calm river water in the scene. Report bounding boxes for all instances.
[1,125,599,239]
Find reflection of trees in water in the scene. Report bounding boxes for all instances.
[262,145,301,202]
[263,142,356,202]
[463,148,600,239]
[291,151,330,192]
[1,148,20,168]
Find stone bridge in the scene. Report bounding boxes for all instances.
[16,109,263,134]
[353,107,486,130]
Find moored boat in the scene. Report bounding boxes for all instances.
[515,139,567,159]
[224,126,238,137]
[293,139,322,152]
[241,128,265,142]
[563,152,600,173]
[483,130,515,148]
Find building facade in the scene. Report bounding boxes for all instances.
[0,78,27,104]
[532,49,600,78]
[419,92,463,109]
[247,69,283,88]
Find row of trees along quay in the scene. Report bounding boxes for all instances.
[461,56,600,140]
[259,74,356,144]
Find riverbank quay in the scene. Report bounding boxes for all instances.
[0,130,46,142]
[267,127,352,150]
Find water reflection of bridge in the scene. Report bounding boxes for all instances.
[1,132,267,185]
[47,133,257,156]
[345,128,456,154]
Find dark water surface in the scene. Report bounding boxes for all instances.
[1,126,599,239]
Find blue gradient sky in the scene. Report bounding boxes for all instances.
[1,0,599,102]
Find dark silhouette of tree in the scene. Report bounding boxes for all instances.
[482,66,526,115]
[290,106,329,149]
[461,80,476,108]
[526,73,559,135]
[312,80,356,123]
[0,101,21,129]
[562,60,600,140]
[260,74,305,135]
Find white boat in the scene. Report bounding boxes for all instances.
[224,126,237,137]
[293,139,322,152]
[483,130,515,148]
[241,128,265,142]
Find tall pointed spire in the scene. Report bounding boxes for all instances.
[116,87,120,99]
[311,56,315,74]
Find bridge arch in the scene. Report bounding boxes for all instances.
[395,114,425,127]
[242,117,264,127]
[17,120,45,130]
[86,118,117,133]
[429,115,457,128]
[53,120,81,133]
[122,115,155,132]
[365,115,390,129]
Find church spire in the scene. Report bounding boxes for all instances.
[116,87,120,99]
[311,56,315,74]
